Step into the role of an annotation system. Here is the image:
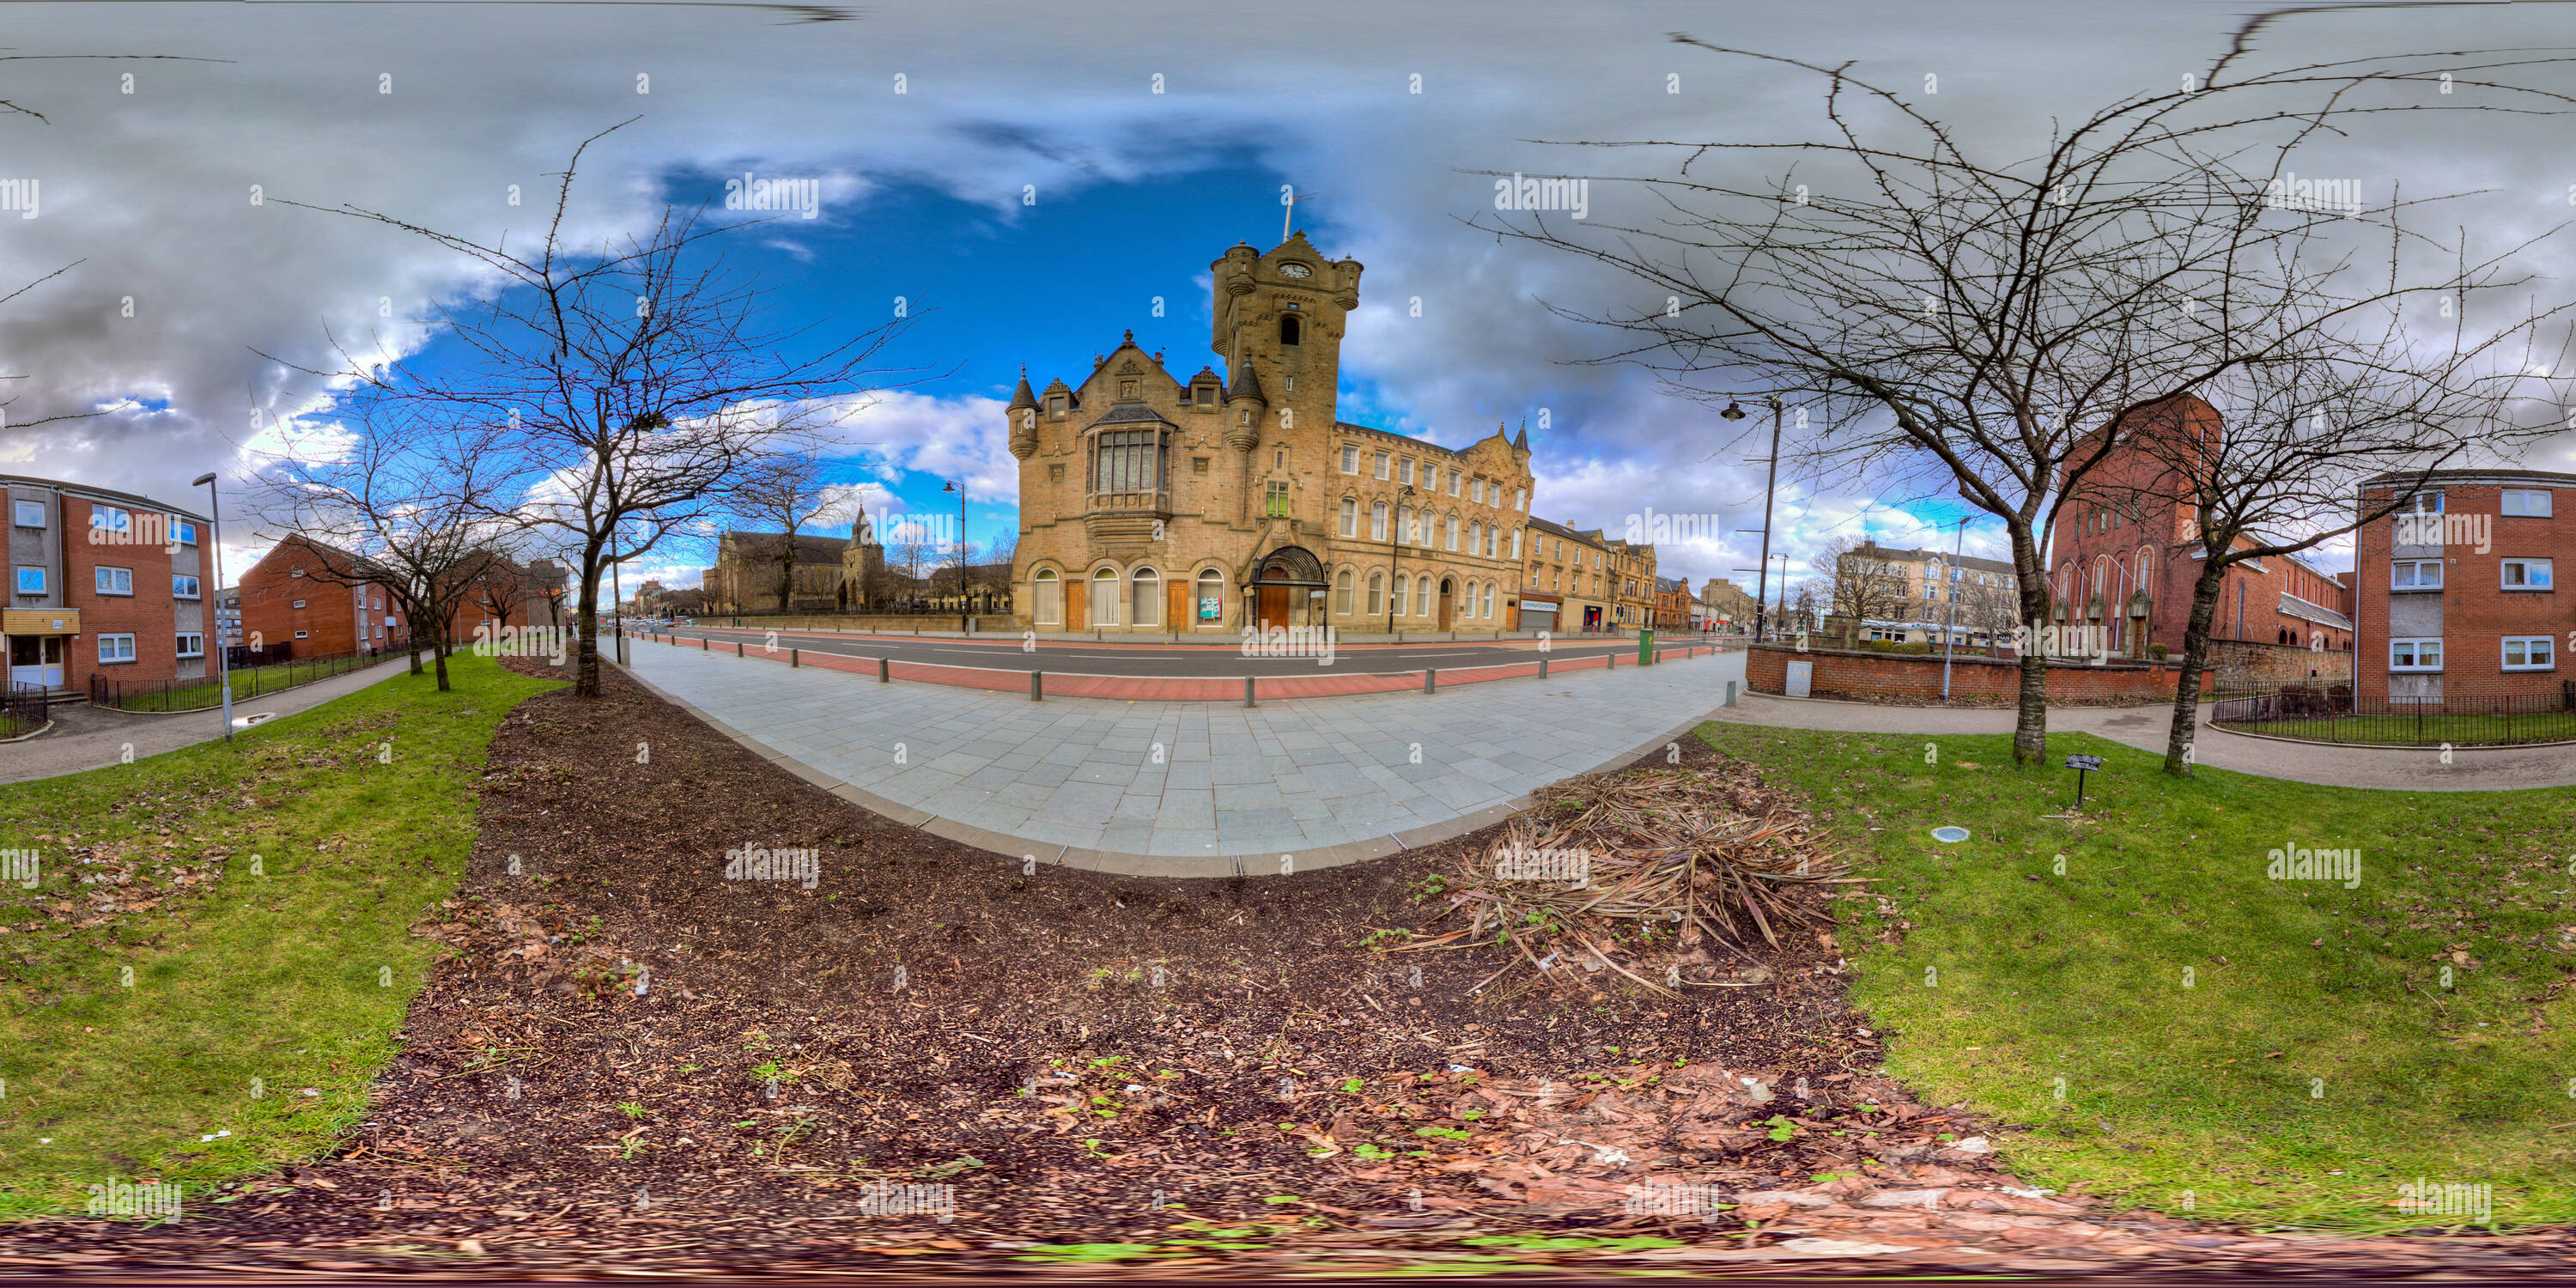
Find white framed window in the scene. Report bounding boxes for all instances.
[1516,486,1527,512]
[173,574,200,599]
[176,633,204,659]
[92,505,131,534]
[98,633,137,663]
[1091,568,1117,628]
[1194,568,1222,623]
[1366,570,1384,617]
[1510,528,1522,560]
[2401,491,2443,514]
[1467,520,1481,555]
[1445,515,1460,550]
[1340,496,1358,537]
[1486,526,1500,558]
[1482,583,1496,617]
[1334,569,1353,615]
[173,520,197,544]
[1374,451,1389,480]
[1396,506,1413,544]
[1448,468,1461,496]
[2501,558,2552,590]
[12,499,43,528]
[1340,445,1359,474]
[1129,568,1161,628]
[2389,637,2442,671]
[2391,560,2442,590]
[1414,575,1431,617]
[1470,478,1484,504]
[1399,459,1414,486]
[94,566,134,596]
[1394,574,1411,617]
[1032,568,1061,625]
[15,566,43,594]
[2500,489,2553,518]
[2503,635,2555,671]
[1370,501,1388,541]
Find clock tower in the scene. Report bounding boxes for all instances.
[1209,232,1361,450]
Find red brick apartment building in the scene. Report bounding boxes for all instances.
[238,536,567,658]
[2354,468,2573,703]
[3,475,212,694]
[2050,396,2354,659]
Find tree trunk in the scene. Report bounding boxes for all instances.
[2161,556,2232,775]
[2007,522,2052,765]
[433,634,451,692]
[574,540,606,698]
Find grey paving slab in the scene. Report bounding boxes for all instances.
[621,641,1751,875]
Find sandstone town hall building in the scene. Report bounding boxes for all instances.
[1009,233,1542,635]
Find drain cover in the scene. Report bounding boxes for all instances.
[1929,826,1971,843]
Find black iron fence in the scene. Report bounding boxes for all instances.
[91,643,404,714]
[2212,683,2576,747]
[1,683,46,738]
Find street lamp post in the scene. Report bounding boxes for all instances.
[941,479,968,632]
[1941,516,1968,701]
[1384,483,1414,635]
[1720,395,1785,641]
[190,472,232,742]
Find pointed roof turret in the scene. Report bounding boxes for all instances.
[1007,366,1038,411]
[1513,425,1529,451]
[1225,361,1267,404]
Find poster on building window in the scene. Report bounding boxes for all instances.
[1199,597,1220,621]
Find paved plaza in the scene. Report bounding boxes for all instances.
[622,641,1750,876]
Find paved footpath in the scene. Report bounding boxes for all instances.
[623,641,1752,876]
[0,657,417,785]
[1706,692,2576,792]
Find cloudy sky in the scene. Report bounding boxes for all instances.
[4,0,2573,598]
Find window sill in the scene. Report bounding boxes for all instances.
[2499,587,2554,593]
[2502,666,2557,673]
[2388,586,2442,593]
[2388,668,2443,674]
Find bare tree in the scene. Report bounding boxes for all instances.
[272,122,914,696]
[251,411,507,692]
[885,519,938,609]
[726,452,860,612]
[1810,538,1912,640]
[1481,23,2576,764]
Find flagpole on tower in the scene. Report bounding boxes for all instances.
[1281,188,1320,243]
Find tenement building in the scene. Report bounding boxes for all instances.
[2354,468,2571,704]
[3,475,211,694]
[1009,234,1540,634]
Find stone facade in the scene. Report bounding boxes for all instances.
[1009,234,1537,635]
[1701,578,1757,630]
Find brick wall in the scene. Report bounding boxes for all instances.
[2202,639,2352,692]
[2356,473,2575,702]
[63,496,182,689]
[1745,642,2209,708]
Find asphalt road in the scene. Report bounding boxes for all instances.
[643,625,1729,678]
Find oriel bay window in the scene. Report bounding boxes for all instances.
[1090,426,1169,506]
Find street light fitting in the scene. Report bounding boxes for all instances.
[1719,401,1747,421]
[191,472,217,487]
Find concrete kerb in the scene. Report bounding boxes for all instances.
[610,657,1732,879]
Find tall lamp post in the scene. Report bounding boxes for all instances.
[941,479,968,632]
[1719,395,1784,641]
[190,473,233,742]
[1383,483,1414,635]
[1940,516,1968,701]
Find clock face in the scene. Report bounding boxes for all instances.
[1277,262,1312,279]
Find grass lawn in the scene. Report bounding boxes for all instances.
[0,652,560,1218]
[97,652,393,714]
[2217,711,2576,749]
[1696,721,2576,1231]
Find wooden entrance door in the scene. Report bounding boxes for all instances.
[1437,581,1453,631]
[1256,583,1291,630]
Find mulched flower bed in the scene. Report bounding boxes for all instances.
[3,659,2568,1279]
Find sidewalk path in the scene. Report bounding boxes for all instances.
[1705,692,2576,792]
[622,641,1752,877]
[0,658,418,785]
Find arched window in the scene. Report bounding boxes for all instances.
[1367,570,1385,617]
[1414,575,1432,617]
[1446,515,1460,551]
[1092,568,1118,628]
[1371,501,1388,541]
[1334,569,1353,615]
[1509,527,1522,560]
[1483,583,1497,617]
[1397,506,1413,544]
[1280,314,1302,346]
[1340,496,1358,537]
[1394,574,1412,617]
[1033,568,1061,625]
[1195,568,1223,625]
[1468,521,1482,556]
[1131,567,1161,628]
